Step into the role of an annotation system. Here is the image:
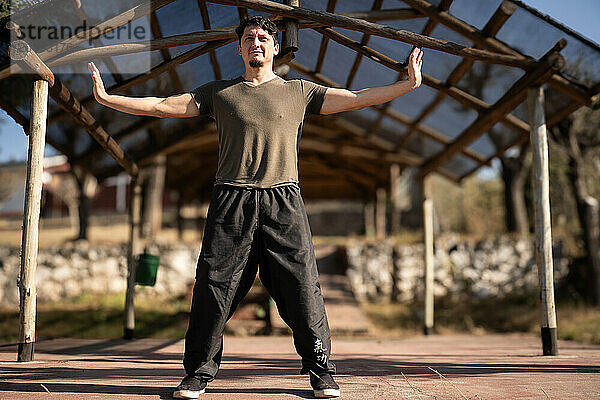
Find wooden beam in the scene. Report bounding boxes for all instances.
[367,0,452,143]
[74,117,161,163]
[314,27,530,136]
[198,0,223,80]
[457,132,528,182]
[346,0,383,89]
[17,78,48,362]
[301,137,420,165]
[402,0,592,106]
[282,0,300,54]
[47,28,236,67]
[314,0,337,73]
[419,42,565,178]
[374,105,490,166]
[0,99,29,134]
[303,8,423,24]
[70,0,124,84]
[0,0,178,80]
[49,78,139,176]
[48,39,234,125]
[97,119,214,180]
[150,10,185,92]
[400,1,517,148]
[207,0,536,69]
[8,40,55,86]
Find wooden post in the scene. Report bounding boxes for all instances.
[141,155,166,240]
[390,164,401,234]
[423,175,434,335]
[17,79,49,361]
[376,188,387,240]
[282,0,299,54]
[125,177,143,339]
[364,202,375,239]
[528,86,558,356]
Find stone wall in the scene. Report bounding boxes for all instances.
[0,242,199,306]
[345,235,570,303]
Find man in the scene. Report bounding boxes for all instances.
[88,16,422,399]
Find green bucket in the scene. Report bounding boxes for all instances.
[135,253,160,286]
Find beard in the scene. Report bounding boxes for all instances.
[249,59,264,68]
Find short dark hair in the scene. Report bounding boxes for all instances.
[235,16,278,45]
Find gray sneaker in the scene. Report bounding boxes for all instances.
[309,370,340,398]
[173,375,207,399]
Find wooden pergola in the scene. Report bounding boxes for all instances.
[2,0,599,361]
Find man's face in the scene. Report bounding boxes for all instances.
[238,25,279,68]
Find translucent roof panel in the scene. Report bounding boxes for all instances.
[456,61,525,105]
[496,3,600,89]
[390,83,438,120]
[421,97,479,141]
[447,0,503,31]
[442,153,478,178]
[468,133,496,159]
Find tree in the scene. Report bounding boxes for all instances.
[550,103,600,304]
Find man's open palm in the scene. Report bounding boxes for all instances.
[408,47,423,88]
[88,62,107,102]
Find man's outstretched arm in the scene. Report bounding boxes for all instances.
[319,47,423,115]
[88,62,200,118]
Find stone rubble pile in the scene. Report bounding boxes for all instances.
[345,235,569,303]
[0,242,199,306]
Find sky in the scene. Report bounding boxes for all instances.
[1,0,599,164]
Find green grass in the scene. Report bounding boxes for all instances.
[361,293,600,345]
[0,293,191,343]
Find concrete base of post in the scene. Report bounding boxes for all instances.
[17,342,34,361]
[423,326,433,336]
[541,327,558,356]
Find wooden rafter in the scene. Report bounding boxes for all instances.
[314,0,337,73]
[402,0,592,106]
[48,39,234,125]
[419,41,566,178]
[150,11,185,92]
[9,39,138,176]
[372,105,490,166]
[207,0,536,69]
[398,0,516,149]
[313,26,530,138]
[96,118,214,180]
[287,59,487,166]
[345,0,383,89]
[197,0,223,80]
[45,29,236,67]
[70,0,124,84]
[366,0,453,142]
[74,117,161,163]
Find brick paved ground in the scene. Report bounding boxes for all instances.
[1,334,599,399]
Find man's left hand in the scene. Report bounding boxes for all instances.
[407,47,423,89]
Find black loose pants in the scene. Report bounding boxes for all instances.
[183,184,336,380]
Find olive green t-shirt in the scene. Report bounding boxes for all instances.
[190,75,328,188]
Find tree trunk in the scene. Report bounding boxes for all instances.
[567,156,600,304]
[501,155,530,236]
[72,168,97,241]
